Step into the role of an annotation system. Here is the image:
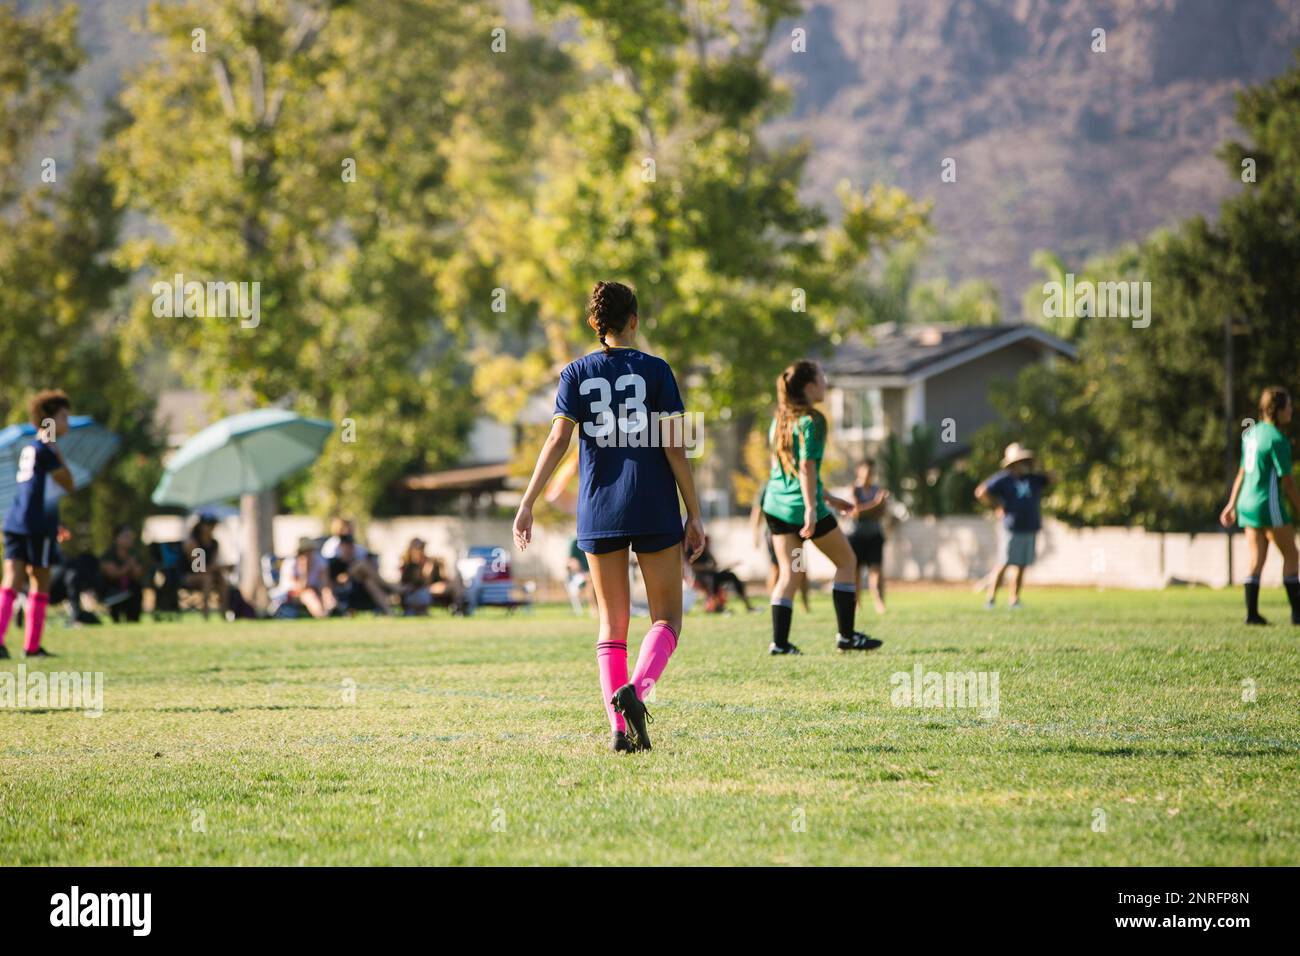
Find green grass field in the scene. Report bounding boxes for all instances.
[1,587,1297,866]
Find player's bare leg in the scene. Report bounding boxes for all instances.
[987,563,1009,608]
[868,564,886,614]
[1009,565,1026,606]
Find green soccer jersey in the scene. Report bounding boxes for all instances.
[761,414,832,525]
[1237,421,1293,528]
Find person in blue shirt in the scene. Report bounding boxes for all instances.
[1,390,76,658]
[514,281,705,753]
[975,442,1055,610]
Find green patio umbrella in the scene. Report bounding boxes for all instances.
[152,409,334,508]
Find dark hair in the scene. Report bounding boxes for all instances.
[1260,385,1290,423]
[586,281,638,352]
[112,523,135,539]
[772,360,825,478]
[29,389,70,427]
[859,458,875,471]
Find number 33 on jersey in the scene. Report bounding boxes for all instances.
[553,346,687,540]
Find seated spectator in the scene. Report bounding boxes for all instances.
[398,538,466,615]
[321,518,394,613]
[183,514,232,619]
[98,524,145,623]
[48,525,103,626]
[272,538,335,618]
[428,553,466,613]
[329,534,393,615]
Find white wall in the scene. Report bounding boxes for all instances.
[144,512,1273,590]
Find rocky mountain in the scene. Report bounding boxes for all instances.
[764,0,1300,306]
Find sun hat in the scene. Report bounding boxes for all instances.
[1000,442,1035,468]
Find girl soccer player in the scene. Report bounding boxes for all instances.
[1219,385,1300,625]
[0,390,76,659]
[514,281,705,752]
[761,361,881,655]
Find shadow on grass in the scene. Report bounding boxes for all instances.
[1019,741,1298,758]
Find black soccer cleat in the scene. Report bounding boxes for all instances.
[610,683,653,751]
[768,642,802,655]
[1245,615,1269,626]
[837,631,883,652]
[0,645,8,659]
[24,647,56,659]
[610,730,635,753]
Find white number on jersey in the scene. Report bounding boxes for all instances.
[15,446,36,484]
[579,374,647,439]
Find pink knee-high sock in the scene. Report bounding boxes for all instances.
[24,592,49,655]
[0,587,15,646]
[631,622,678,701]
[596,640,628,732]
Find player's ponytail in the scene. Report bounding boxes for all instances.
[773,360,825,478]
[586,281,638,352]
[1259,385,1291,423]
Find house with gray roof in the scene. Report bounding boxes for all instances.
[820,323,1076,464]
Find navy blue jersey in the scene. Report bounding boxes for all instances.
[3,439,62,536]
[553,347,686,539]
[984,469,1048,532]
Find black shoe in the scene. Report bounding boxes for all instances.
[610,684,652,751]
[768,642,802,655]
[76,610,101,626]
[837,631,883,652]
[24,647,55,658]
[610,730,635,753]
[0,645,8,659]
[1245,614,1269,626]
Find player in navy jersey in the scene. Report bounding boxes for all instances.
[514,281,705,752]
[0,390,76,658]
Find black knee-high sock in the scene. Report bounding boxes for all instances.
[771,598,793,647]
[832,582,857,637]
[1284,576,1300,624]
[1244,576,1263,621]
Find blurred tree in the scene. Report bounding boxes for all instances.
[477,0,931,433]
[0,2,162,551]
[977,54,1300,531]
[105,0,564,519]
[879,424,973,518]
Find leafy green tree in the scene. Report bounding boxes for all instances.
[976,54,1300,531]
[879,424,974,518]
[105,0,566,521]
[475,0,930,430]
[0,2,161,550]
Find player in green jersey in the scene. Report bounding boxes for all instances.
[1220,386,1300,625]
[760,360,881,655]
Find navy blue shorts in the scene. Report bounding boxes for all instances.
[579,529,684,555]
[3,531,55,569]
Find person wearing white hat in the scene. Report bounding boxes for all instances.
[975,443,1055,609]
